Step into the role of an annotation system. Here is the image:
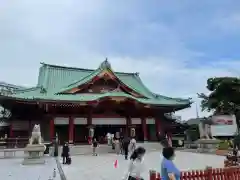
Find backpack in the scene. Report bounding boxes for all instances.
[66,157,71,165]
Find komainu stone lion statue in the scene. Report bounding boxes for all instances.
[198,117,214,139]
[29,124,42,145]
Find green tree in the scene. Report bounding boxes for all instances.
[0,106,11,122]
[198,77,240,130]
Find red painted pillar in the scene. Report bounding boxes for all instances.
[155,118,161,140]
[28,120,32,136]
[50,118,55,142]
[69,116,74,144]
[9,122,13,138]
[126,116,131,136]
[141,117,148,141]
[87,112,92,125]
[167,132,172,147]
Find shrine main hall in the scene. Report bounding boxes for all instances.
[0,60,191,144]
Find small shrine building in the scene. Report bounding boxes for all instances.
[0,60,191,144]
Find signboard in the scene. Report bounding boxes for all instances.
[212,115,234,125]
[211,115,238,136]
[11,120,29,130]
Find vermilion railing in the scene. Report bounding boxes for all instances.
[150,166,240,180]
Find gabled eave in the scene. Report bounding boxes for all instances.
[57,61,147,98]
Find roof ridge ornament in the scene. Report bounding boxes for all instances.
[99,58,111,70]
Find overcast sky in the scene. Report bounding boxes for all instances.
[0,1,240,120]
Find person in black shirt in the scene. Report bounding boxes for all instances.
[123,136,130,160]
[120,136,124,154]
[61,142,69,164]
[92,138,98,156]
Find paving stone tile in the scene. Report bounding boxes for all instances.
[62,151,225,180]
[0,157,61,180]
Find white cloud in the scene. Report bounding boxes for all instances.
[0,0,239,120]
[214,13,240,33]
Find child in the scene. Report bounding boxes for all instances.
[92,138,98,156]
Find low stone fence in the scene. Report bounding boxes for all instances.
[149,166,240,180]
[49,144,115,156]
[0,138,29,148]
[0,148,25,158]
[49,142,163,156]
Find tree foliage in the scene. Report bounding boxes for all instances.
[198,77,240,131]
[0,86,14,121]
[0,106,11,121]
[198,77,240,114]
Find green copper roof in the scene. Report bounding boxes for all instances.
[58,61,150,97]
[37,61,156,98]
[2,60,192,108]
[9,91,190,106]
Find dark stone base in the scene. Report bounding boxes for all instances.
[22,144,46,165]
[22,158,45,165]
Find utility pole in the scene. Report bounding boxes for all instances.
[196,103,199,118]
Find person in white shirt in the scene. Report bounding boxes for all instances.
[115,139,121,155]
[123,146,146,180]
[129,138,137,154]
[106,133,111,146]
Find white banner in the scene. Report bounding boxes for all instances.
[131,118,141,125]
[146,118,155,124]
[211,115,238,136]
[92,118,126,125]
[54,117,69,125]
[74,118,87,125]
[212,115,234,125]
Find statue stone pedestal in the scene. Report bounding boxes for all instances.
[22,144,46,165]
[196,139,221,153]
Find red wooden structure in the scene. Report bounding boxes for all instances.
[149,166,240,180]
[0,60,191,144]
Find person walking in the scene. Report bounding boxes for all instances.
[161,147,180,180]
[120,135,124,154]
[115,139,121,155]
[92,138,98,156]
[129,138,136,154]
[53,136,59,157]
[123,147,146,180]
[61,142,69,164]
[107,132,111,146]
[123,136,130,160]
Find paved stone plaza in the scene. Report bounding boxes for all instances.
[62,151,225,180]
[0,157,61,180]
[0,149,226,180]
